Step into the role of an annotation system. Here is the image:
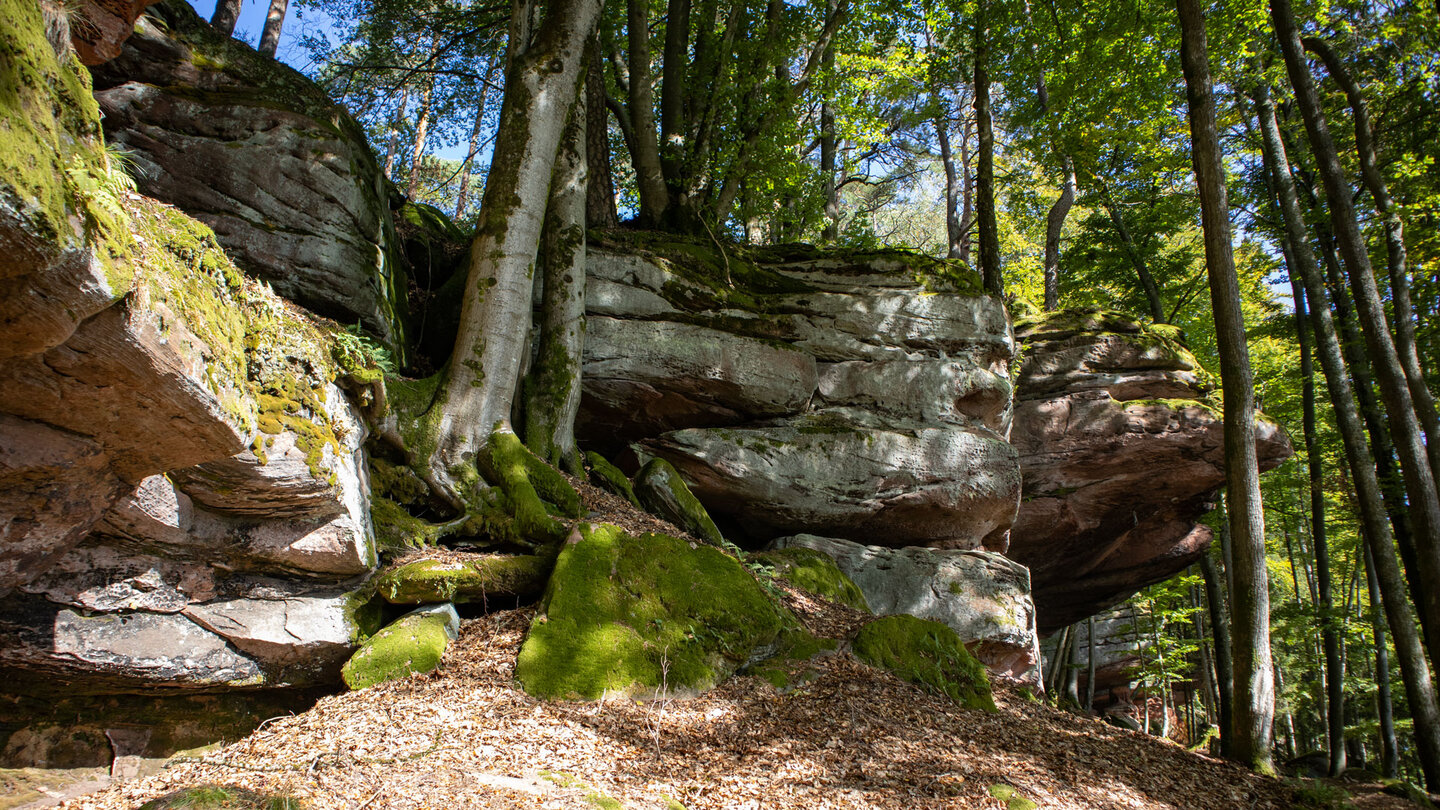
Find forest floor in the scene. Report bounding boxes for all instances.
[44,601,1428,810]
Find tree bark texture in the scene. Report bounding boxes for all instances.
[1176,0,1272,771]
[258,0,287,57]
[936,116,964,260]
[1043,157,1076,311]
[585,37,618,228]
[210,0,241,36]
[1201,552,1234,757]
[973,7,1001,296]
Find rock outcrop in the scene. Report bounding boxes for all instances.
[580,237,1021,552]
[772,535,1041,686]
[1008,311,1291,630]
[89,0,408,350]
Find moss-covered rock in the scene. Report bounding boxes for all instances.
[633,459,725,546]
[852,615,996,712]
[585,451,640,507]
[749,547,870,612]
[514,524,790,699]
[139,785,306,810]
[374,556,553,604]
[340,604,458,690]
[987,784,1038,810]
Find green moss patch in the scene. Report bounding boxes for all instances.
[340,606,457,690]
[987,784,1038,810]
[633,459,725,546]
[746,629,839,691]
[749,548,869,612]
[514,524,791,700]
[585,452,640,507]
[374,556,552,604]
[852,615,996,712]
[138,785,305,810]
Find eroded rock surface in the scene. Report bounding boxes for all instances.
[1008,311,1292,631]
[772,534,1041,686]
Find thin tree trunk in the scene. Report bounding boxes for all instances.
[456,67,497,219]
[1364,541,1400,779]
[407,61,437,200]
[210,0,241,36]
[1177,0,1272,771]
[427,0,604,497]
[1086,615,1098,716]
[1272,0,1440,662]
[1289,269,1346,775]
[936,116,964,260]
[1201,552,1234,756]
[584,38,618,228]
[1255,81,1440,790]
[973,8,1001,297]
[1044,157,1076,311]
[1063,623,1082,708]
[385,92,410,181]
[960,117,974,267]
[625,0,668,225]
[658,0,690,219]
[1101,196,1166,323]
[258,0,287,57]
[821,100,838,242]
[524,91,587,475]
[1304,37,1440,474]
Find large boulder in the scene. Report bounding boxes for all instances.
[89,0,407,349]
[772,534,1041,686]
[1008,311,1292,630]
[579,237,1020,550]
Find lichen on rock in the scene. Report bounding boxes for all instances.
[514,524,790,700]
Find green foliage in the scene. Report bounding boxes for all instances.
[1286,779,1354,810]
[852,615,996,712]
[514,524,791,699]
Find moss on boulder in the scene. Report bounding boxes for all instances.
[852,615,996,712]
[749,547,870,612]
[374,556,553,604]
[584,451,640,507]
[514,524,790,699]
[633,459,725,546]
[340,604,458,690]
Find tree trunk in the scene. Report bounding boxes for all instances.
[1288,243,1346,776]
[385,93,410,181]
[426,0,605,500]
[1062,623,1082,708]
[625,0,668,225]
[210,0,241,36]
[658,0,690,220]
[1101,195,1166,323]
[1364,541,1400,779]
[1271,0,1440,662]
[258,0,287,57]
[523,91,587,475]
[1086,615,1097,715]
[1177,0,1272,772]
[960,117,974,267]
[1304,37,1440,475]
[585,38,618,228]
[1043,157,1076,311]
[821,99,838,242]
[1201,552,1234,757]
[407,60,437,200]
[1254,81,1440,790]
[973,9,1002,297]
[936,116,964,260]
[456,67,497,219]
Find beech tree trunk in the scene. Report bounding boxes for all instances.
[625,0,668,225]
[1101,194,1166,323]
[523,91,587,474]
[1086,615,1097,715]
[426,0,605,500]
[1255,82,1440,790]
[1201,552,1234,757]
[973,10,1001,296]
[210,0,241,36]
[1304,37,1440,475]
[936,117,964,260]
[1271,0,1440,662]
[1043,157,1075,311]
[258,0,287,57]
[1176,0,1272,771]
[385,92,410,181]
[407,60,437,199]
[585,38,618,228]
[456,67,497,219]
[1364,542,1400,779]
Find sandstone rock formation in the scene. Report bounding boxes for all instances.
[1008,311,1292,631]
[580,238,1021,552]
[89,0,408,349]
[772,535,1041,686]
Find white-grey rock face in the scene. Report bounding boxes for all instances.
[772,534,1041,686]
[580,245,1020,551]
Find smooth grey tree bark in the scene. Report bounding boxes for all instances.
[210,0,241,36]
[1176,0,1272,772]
[1255,81,1440,790]
[258,0,287,57]
[1364,541,1400,779]
[1043,158,1076,311]
[973,4,1001,296]
[1201,552,1234,757]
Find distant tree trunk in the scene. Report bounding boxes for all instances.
[523,92,587,474]
[456,68,497,219]
[585,39,618,228]
[1288,257,1346,776]
[258,0,287,57]
[210,0,241,36]
[1304,37,1440,474]
[1364,541,1400,779]
[1062,624,1082,707]
[424,0,605,498]
[1255,81,1440,790]
[820,26,838,243]
[973,8,1001,296]
[385,92,410,181]
[1271,0,1440,661]
[1086,615,1097,715]
[1043,157,1076,311]
[1177,0,1272,772]
[1100,197,1166,323]
[936,116,964,260]
[625,0,668,225]
[960,118,974,267]
[407,63,437,199]
[1201,552,1235,755]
